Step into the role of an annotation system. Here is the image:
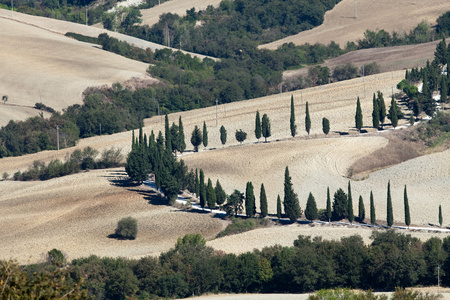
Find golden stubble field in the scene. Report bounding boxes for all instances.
[2,70,450,264]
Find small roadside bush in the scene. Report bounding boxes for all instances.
[216,217,270,238]
[115,217,138,240]
[332,63,359,81]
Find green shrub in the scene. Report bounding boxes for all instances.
[47,248,66,267]
[115,217,138,240]
[216,217,270,238]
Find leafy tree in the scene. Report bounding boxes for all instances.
[332,188,347,221]
[347,181,354,224]
[439,205,443,227]
[191,125,202,152]
[283,166,302,221]
[358,195,365,223]
[178,116,186,153]
[206,178,216,209]
[355,97,363,132]
[404,185,411,228]
[388,96,399,128]
[220,125,227,146]
[387,181,394,227]
[225,190,244,217]
[332,63,358,81]
[261,113,271,142]
[372,93,380,129]
[305,192,318,221]
[235,129,247,144]
[322,117,330,135]
[260,183,268,218]
[378,91,386,128]
[370,191,376,225]
[290,95,297,137]
[276,195,282,220]
[2,95,8,104]
[215,179,227,206]
[305,101,311,136]
[115,216,138,240]
[203,121,208,148]
[435,37,448,66]
[245,182,256,217]
[326,187,332,222]
[255,111,262,141]
[199,169,206,209]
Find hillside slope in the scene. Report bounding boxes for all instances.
[260,0,450,49]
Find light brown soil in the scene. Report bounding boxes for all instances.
[260,0,450,49]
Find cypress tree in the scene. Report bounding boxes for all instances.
[372,93,380,129]
[370,191,376,225]
[206,178,216,210]
[322,117,330,135]
[305,101,311,136]
[378,91,386,128]
[202,121,208,148]
[305,192,318,221]
[215,179,227,206]
[164,114,172,152]
[276,195,282,220]
[195,169,199,197]
[439,205,443,227]
[199,169,206,209]
[131,130,136,150]
[387,181,393,227]
[404,185,410,228]
[283,166,302,221]
[245,181,256,217]
[178,116,186,153]
[355,97,363,133]
[347,181,354,223]
[358,195,365,223]
[326,187,332,222]
[388,96,398,128]
[260,183,268,218]
[332,188,347,221]
[220,125,227,146]
[262,113,271,142]
[290,95,297,137]
[190,125,202,152]
[255,111,262,141]
[441,76,448,110]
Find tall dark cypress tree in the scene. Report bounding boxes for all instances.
[199,169,206,209]
[215,179,227,206]
[404,185,411,228]
[191,125,202,152]
[387,181,393,227]
[441,76,448,110]
[202,121,208,148]
[164,114,172,153]
[178,116,186,153]
[326,187,332,222]
[283,166,302,221]
[195,169,199,197]
[372,93,380,129]
[347,181,354,223]
[439,205,443,227]
[358,195,365,223]
[305,101,311,136]
[276,195,282,220]
[305,192,318,221]
[262,113,271,142]
[355,97,363,133]
[260,183,268,218]
[378,91,386,128]
[290,95,297,137]
[388,96,398,128]
[245,181,256,217]
[370,191,376,225]
[206,178,216,210]
[220,125,227,146]
[255,111,262,141]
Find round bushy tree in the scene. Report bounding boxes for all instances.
[115,217,138,240]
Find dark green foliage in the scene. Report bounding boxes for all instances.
[358,195,365,223]
[206,178,216,209]
[347,181,354,223]
[255,111,262,141]
[191,125,202,152]
[225,190,244,217]
[199,169,206,209]
[332,63,358,81]
[441,76,448,106]
[439,205,443,227]
[217,218,270,238]
[437,11,450,36]
[326,187,332,222]
[378,91,387,127]
[235,129,247,144]
[387,181,394,227]
[220,125,227,146]
[355,97,363,132]
[308,65,330,86]
[178,116,186,153]
[195,169,199,197]
[215,180,227,206]
[276,195,282,219]
[165,115,172,153]
[290,95,297,137]
[332,188,347,221]
[372,93,380,129]
[322,117,330,135]
[115,217,138,240]
[434,38,447,66]
[305,192,318,221]
[261,113,271,142]
[305,101,311,136]
[47,249,66,267]
[388,96,399,128]
[35,102,56,114]
[203,121,208,148]
[363,62,381,76]
[260,184,268,218]
[283,166,302,221]
[245,182,256,217]
[404,185,411,228]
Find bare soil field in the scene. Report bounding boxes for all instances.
[140,0,223,27]
[261,0,450,49]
